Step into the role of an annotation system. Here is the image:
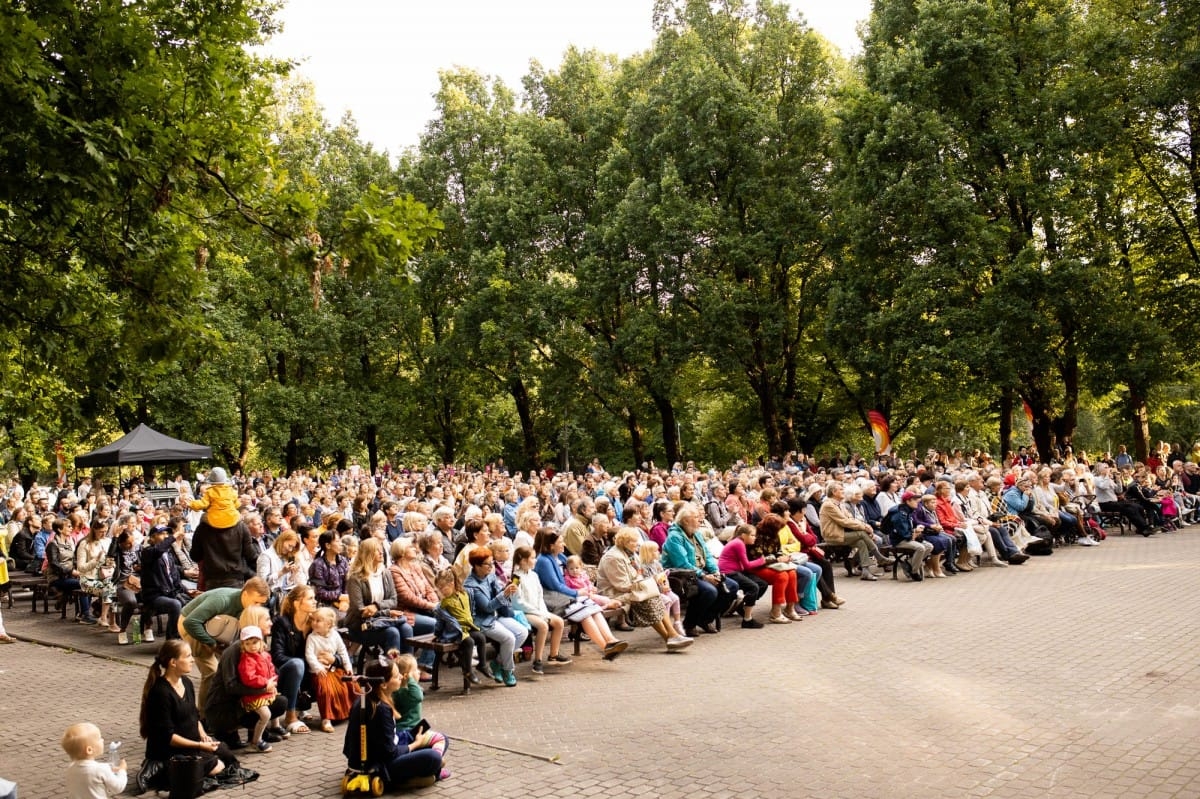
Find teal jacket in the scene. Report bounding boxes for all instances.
[661,522,718,575]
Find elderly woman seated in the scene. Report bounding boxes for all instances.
[597,527,692,651]
[660,505,738,636]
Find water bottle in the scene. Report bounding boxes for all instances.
[130,616,142,644]
[108,741,121,765]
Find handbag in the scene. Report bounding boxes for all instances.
[788,552,809,565]
[542,589,572,616]
[667,569,700,601]
[562,597,602,623]
[167,754,210,799]
[962,527,983,556]
[766,561,796,572]
[134,759,167,794]
[629,576,659,603]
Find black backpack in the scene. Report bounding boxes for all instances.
[880,508,897,538]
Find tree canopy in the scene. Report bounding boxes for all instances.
[3,0,1198,483]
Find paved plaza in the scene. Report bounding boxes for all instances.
[3,529,1200,799]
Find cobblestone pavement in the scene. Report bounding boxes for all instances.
[3,528,1200,799]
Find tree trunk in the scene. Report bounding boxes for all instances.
[237,392,250,470]
[651,390,680,466]
[439,396,456,465]
[286,425,300,475]
[1129,389,1151,462]
[365,424,379,474]
[1030,413,1054,463]
[753,369,782,458]
[4,419,35,490]
[998,388,1013,459]
[626,410,646,468]
[509,376,539,471]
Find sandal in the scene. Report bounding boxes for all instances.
[0,634,16,644]
[320,720,334,733]
[286,721,310,735]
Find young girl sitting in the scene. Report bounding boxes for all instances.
[434,569,491,683]
[304,607,354,732]
[237,626,281,753]
[343,655,450,789]
[638,541,684,637]
[387,652,437,736]
[510,546,572,674]
[563,555,629,630]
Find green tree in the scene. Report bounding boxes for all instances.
[622,0,841,458]
[838,0,1116,458]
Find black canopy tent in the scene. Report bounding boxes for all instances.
[74,423,212,468]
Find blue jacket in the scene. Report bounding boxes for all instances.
[463,569,513,627]
[661,522,718,575]
[885,504,915,545]
[1003,487,1033,516]
[502,502,519,538]
[533,553,577,598]
[33,529,52,560]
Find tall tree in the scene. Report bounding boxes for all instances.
[839,0,1111,458]
[623,0,841,458]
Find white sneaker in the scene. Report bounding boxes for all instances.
[117,631,129,645]
[1077,536,1098,546]
[143,628,156,643]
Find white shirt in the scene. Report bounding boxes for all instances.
[66,759,126,799]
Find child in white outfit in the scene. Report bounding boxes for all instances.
[63,722,127,799]
[305,606,355,731]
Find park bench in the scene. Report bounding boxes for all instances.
[1096,511,1132,536]
[405,633,474,694]
[0,572,47,610]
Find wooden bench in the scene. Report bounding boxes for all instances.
[886,545,915,580]
[819,544,859,576]
[406,633,473,694]
[1,572,47,610]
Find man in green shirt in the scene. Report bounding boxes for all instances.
[178,576,270,712]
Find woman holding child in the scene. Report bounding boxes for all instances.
[271,585,316,734]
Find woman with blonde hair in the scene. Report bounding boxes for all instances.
[345,538,413,655]
[256,530,302,611]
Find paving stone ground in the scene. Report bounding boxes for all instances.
[3,527,1200,799]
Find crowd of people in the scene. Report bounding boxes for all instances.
[6,441,1200,797]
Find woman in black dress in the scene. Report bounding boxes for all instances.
[138,640,256,792]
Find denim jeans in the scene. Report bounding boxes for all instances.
[411,613,436,669]
[354,618,413,657]
[141,595,183,638]
[275,656,305,712]
[682,576,738,628]
[480,616,528,671]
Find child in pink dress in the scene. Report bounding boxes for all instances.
[563,555,629,628]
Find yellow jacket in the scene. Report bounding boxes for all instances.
[189,483,240,528]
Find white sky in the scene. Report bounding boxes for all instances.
[259,0,872,156]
